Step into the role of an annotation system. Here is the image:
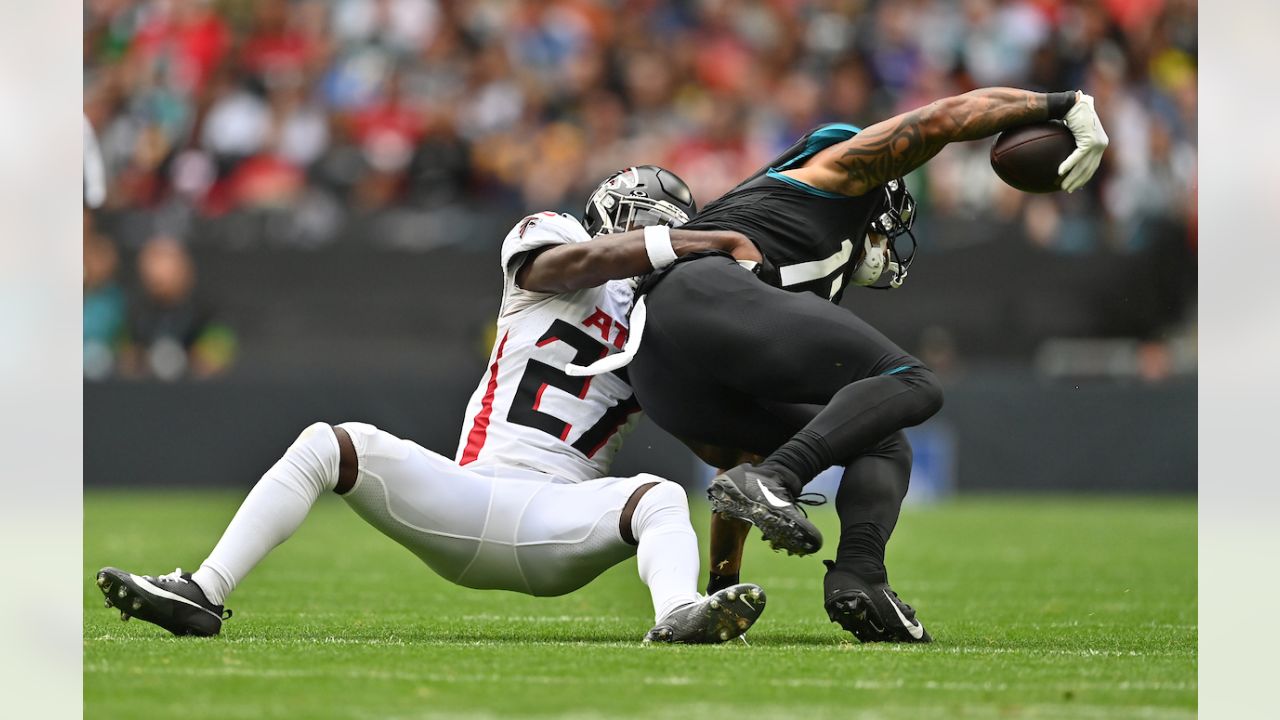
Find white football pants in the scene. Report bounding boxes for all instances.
[193,422,699,621]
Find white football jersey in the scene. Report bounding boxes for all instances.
[455,212,643,483]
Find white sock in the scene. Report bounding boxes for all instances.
[631,481,701,622]
[190,423,340,606]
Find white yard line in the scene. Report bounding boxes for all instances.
[82,662,1196,693]
[86,632,1196,659]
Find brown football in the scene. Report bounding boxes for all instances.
[989,121,1076,193]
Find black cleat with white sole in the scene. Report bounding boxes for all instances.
[644,583,766,644]
[823,561,931,643]
[708,464,823,556]
[96,567,230,637]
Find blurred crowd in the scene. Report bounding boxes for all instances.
[83,0,1197,379]
[85,0,1196,245]
[84,209,237,380]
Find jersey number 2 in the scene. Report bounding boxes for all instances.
[508,319,639,456]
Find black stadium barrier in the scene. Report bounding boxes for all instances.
[85,371,1194,495]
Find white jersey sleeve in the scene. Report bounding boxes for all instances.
[499,212,593,317]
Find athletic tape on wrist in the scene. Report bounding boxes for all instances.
[1047,91,1077,120]
[644,225,677,270]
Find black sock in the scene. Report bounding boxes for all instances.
[834,522,890,584]
[706,572,740,595]
[759,429,831,495]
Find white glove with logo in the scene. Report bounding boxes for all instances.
[1058,92,1109,193]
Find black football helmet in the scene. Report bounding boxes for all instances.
[583,165,697,235]
[860,177,918,289]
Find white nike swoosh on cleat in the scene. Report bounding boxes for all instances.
[755,478,793,509]
[130,574,220,619]
[883,589,924,639]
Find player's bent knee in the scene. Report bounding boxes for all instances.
[623,477,690,545]
[333,421,380,445]
[292,421,335,447]
[287,422,341,466]
[903,367,945,421]
[642,477,688,510]
[272,422,345,496]
[287,421,370,495]
[330,422,364,495]
[634,478,691,522]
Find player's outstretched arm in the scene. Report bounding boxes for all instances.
[517,227,761,294]
[788,87,1107,196]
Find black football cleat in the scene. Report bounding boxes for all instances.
[96,567,230,637]
[644,583,766,644]
[823,561,931,643]
[708,464,823,555]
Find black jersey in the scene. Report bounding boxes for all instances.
[683,123,884,303]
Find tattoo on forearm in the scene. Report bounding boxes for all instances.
[834,88,1047,193]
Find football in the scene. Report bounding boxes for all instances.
[989,121,1077,193]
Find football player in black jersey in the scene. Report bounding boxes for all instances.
[623,87,1109,643]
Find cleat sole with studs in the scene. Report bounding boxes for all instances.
[825,590,932,644]
[94,567,224,638]
[644,583,767,645]
[708,477,821,556]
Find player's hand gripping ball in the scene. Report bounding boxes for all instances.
[989,122,1077,194]
[990,92,1109,194]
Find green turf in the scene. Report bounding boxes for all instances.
[84,491,1195,719]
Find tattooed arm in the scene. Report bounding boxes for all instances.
[784,88,1063,197]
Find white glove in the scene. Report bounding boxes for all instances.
[1058,92,1109,193]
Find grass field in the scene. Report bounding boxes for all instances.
[84,491,1196,719]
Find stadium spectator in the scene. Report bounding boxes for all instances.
[120,234,236,381]
[83,214,127,380]
[81,0,1195,249]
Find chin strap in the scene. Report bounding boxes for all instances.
[565,294,647,377]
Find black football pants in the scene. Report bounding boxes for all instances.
[628,256,944,581]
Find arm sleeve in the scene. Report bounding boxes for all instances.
[498,213,591,316]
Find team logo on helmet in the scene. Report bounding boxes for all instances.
[603,167,641,191]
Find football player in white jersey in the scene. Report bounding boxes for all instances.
[95,165,770,644]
